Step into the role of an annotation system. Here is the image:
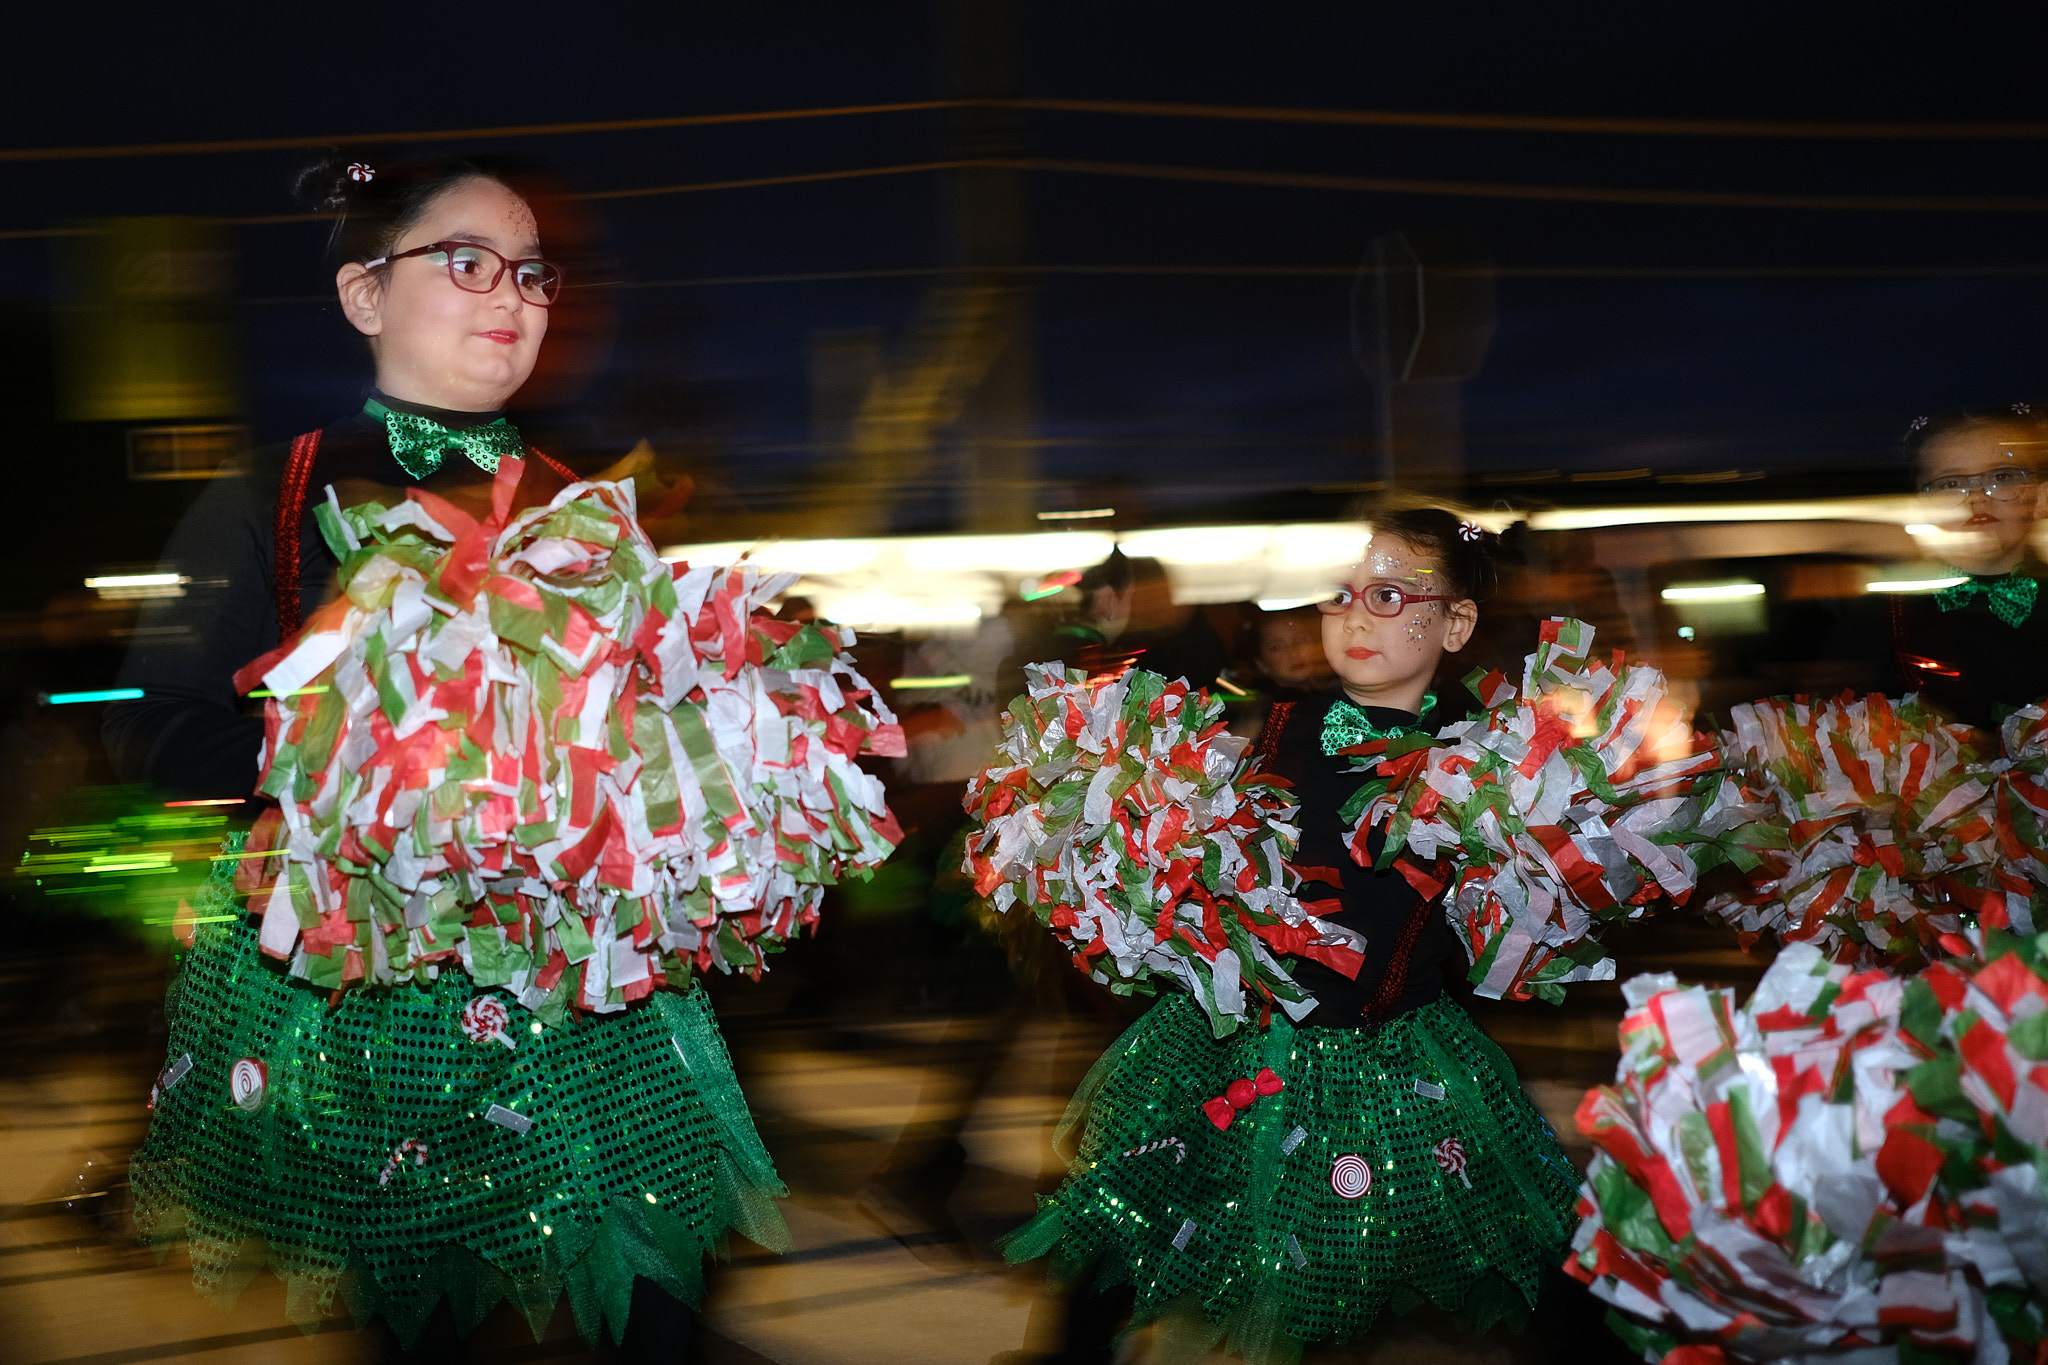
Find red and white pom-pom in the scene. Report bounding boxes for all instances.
[1571,938,2048,1362]
[963,664,1357,1036]
[346,162,375,183]
[1348,617,1760,1003]
[1701,692,2009,961]
[234,462,904,1017]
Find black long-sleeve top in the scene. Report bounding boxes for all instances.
[1266,692,1458,1028]
[103,396,520,799]
[1887,560,2048,732]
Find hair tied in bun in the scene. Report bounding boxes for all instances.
[346,162,376,183]
[1458,520,1484,542]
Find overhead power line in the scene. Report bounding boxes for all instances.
[0,101,955,164]
[1010,97,2048,140]
[3,153,2043,242]
[1011,155,2048,213]
[571,155,2048,214]
[4,97,2048,166]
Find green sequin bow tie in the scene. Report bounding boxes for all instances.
[364,397,525,479]
[1936,572,2040,628]
[1320,693,1435,755]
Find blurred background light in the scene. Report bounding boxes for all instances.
[84,573,186,600]
[42,688,143,705]
[815,592,984,633]
[1660,582,1767,602]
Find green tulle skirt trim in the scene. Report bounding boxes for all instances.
[1002,993,1580,1364]
[130,907,789,1346]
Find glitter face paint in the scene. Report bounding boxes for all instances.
[1321,535,1473,711]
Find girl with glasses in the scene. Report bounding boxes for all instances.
[997,508,1584,1364]
[112,155,783,1362]
[1885,407,2048,729]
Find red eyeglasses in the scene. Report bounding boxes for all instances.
[1316,582,1461,617]
[364,240,563,306]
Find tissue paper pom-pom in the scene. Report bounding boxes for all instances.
[1992,700,2048,903]
[233,459,903,1019]
[960,664,1361,1037]
[1348,618,1771,1004]
[1572,938,2048,1364]
[1699,693,2016,964]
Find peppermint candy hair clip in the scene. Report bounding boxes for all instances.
[1908,415,1931,433]
[346,162,376,184]
[1458,520,1484,542]
[2017,401,2034,415]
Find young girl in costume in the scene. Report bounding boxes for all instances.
[112,157,797,1360]
[1888,406,2048,729]
[998,509,1581,1363]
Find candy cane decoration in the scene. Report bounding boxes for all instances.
[460,996,517,1048]
[378,1138,429,1187]
[1122,1136,1188,1164]
[1433,1137,1472,1189]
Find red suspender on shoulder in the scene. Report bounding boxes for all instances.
[274,430,323,639]
[1252,701,1294,773]
[272,434,575,640]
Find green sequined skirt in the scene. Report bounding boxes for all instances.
[130,913,790,1346]
[1002,993,1580,1364]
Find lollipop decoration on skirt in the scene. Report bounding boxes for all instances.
[1570,937,2048,1363]
[1346,617,1775,1003]
[1698,692,2016,965]
[235,459,904,1018]
[961,663,1364,1035]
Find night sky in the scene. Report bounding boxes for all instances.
[6,2,2048,529]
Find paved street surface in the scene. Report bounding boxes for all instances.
[0,916,1759,1364]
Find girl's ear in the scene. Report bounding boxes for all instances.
[1442,599,1479,653]
[336,262,384,337]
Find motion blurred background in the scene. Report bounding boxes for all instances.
[1,4,2045,1362]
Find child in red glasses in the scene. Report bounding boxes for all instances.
[113,154,797,1363]
[1888,407,2048,729]
[999,508,1580,1364]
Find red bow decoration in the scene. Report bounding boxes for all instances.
[1200,1067,1285,1130]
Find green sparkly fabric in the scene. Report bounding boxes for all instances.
[1003,993,1579,1364]
[130,900,789,1347]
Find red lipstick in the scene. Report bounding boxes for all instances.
[478,329,519,345]
[1345,647,1376,660]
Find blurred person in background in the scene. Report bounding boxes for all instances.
[1461,522,1634,687]
[107,154,777,1363]
[1220,604,1338,740]
[1889,406,2048,729]
[1051,549,1227,690]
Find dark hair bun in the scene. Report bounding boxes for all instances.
[1904,403,2048,457]
[1371,506,1501,601]
[290,150,362,216]
[288,150,521,264]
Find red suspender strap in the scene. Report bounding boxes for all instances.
[1252,701,1294,773]
[272,438,569,642]
[274,430,323,640]
[1367,896,1439,1022]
